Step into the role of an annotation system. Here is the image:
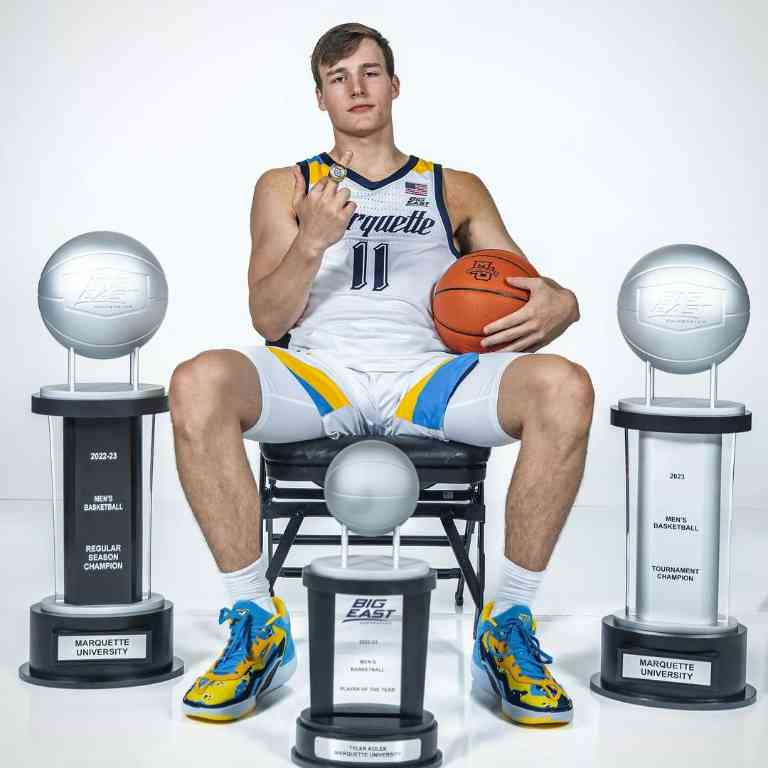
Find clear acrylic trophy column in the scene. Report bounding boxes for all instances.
[45,416,158,609]
[622,367,742,634]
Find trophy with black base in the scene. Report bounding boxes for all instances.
[292,440,441,768]
[19,231,184,688]
[590,244,755,709]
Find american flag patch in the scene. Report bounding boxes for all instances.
[405,181,428,196]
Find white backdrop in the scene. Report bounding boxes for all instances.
[2,1,766,610]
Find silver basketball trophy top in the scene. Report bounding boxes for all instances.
[37,231,168,399]
[616,243,750,408]
[314,439,428,580]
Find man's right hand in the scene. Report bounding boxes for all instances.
[291,150,357,256]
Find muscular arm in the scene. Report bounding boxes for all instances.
[443,168,528,258]
[247,168,323,341]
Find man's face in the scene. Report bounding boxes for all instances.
[316,37,400,136]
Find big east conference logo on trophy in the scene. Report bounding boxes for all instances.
[342,598,398,623]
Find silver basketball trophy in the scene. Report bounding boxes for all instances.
[20,231,184,687]
[292,440,441,767]
[590,244,755,709]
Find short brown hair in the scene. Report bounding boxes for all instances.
[311,23,395,90]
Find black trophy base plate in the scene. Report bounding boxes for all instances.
[591,614,757,711]
[20,599,184,689]
[19,657,185,689]
[293,706,441,768]
[589,674,756,711]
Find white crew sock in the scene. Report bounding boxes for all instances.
[491,557,545,617]
[220,552,274,615]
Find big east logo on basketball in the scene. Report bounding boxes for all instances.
[342,598,397,624]
[68,268,147,317]
[465,260,500,282]
[639,283,725,332]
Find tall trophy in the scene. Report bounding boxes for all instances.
[292,440,441,768]
[19,231,184,688]
[590,244,755,709]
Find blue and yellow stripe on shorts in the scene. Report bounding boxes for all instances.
[267,348,351,417]
[395,353,479,430]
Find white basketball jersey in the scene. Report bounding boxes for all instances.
[287,153,460,372]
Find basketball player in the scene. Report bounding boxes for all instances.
[173,23,594,725]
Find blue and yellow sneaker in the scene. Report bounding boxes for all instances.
[182,596,297,721]
[471,602,572,725]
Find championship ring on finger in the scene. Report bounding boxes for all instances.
[329,164,347,182]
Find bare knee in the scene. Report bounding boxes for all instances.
[501,354,594,438]
[169,349,261,435]
[528,355,594,434]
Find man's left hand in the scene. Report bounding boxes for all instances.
[480,276,579,353]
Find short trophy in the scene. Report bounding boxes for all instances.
[292,440,441,767]
[590,244,755,709]
[19,231,184,688]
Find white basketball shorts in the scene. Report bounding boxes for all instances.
[235,345,528,447]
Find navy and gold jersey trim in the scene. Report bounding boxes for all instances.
[297,160,310,190]
[434,163,461,258]
[295,153,461,258]
[318,152,418,190]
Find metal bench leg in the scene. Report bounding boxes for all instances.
[440,515,482,612]
[259,454,278,595]
[266,519,275,596]
[474,518,486,639]
[454,520,476,608]
[265,514,303,590]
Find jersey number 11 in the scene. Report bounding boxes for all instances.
[352,241,390,292]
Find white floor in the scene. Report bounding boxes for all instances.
[3,609,768,766]
[3,499,768,767]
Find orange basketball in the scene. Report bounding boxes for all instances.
[431,249,539,353]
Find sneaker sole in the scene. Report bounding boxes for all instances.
[183,653,297,722]
[471,658,573,725]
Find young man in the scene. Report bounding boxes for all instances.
[171,23,594,725]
